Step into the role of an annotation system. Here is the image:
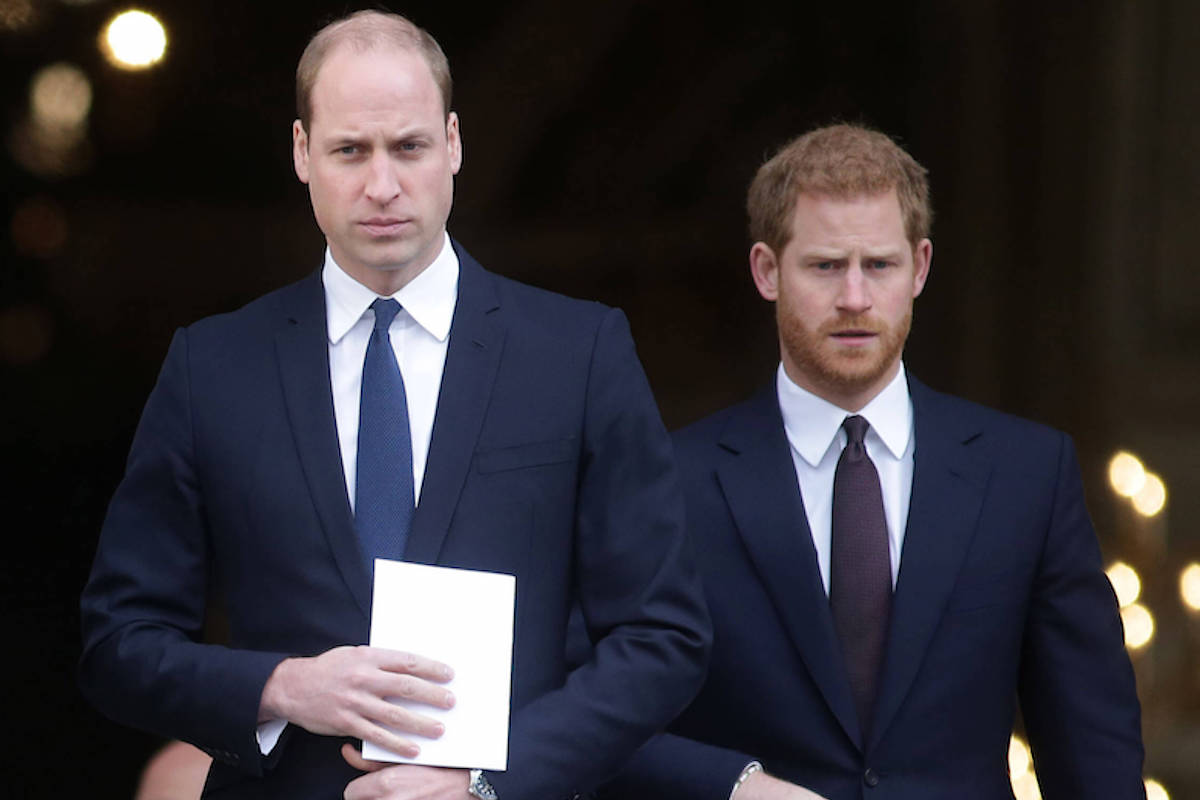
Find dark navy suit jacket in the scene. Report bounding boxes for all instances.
[79,243,711,799]
[604,376,1143,800]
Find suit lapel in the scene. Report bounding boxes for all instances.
[403,243,505,564]
[868,376,991,750]
[274,273,372,618]
[717,386,863,748]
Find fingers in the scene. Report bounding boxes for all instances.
[262,645,458,756]
[341,743,386,773]
[373,647,455,683]
[356,699,446,758]
[375,673,456,713]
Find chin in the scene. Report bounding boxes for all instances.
[364,247,421,271]
[815,355,894,394]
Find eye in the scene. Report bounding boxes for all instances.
[814,261,836,271]
[868,259,891,270]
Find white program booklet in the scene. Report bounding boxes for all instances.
[364,558,515,770]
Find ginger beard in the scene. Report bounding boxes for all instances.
[776,300,912,400]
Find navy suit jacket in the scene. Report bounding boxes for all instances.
[604,376,1143,800]
[79,243,711,799]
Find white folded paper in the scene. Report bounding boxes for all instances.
[364,558,515,770]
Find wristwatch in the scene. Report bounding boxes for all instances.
[468,769,498,800]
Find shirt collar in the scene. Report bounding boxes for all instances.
[323,231,459,345]
[777,361,913,467]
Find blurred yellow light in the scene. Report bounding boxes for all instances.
[1108,452,1146,498]
[1181,564,1200,612]
[30,63,93,129]
[1145,778,1170,800]
[1105,562,1141,608]
[1120,603,1154,649]
[1132,473,1166,517]
[1012,771,1042,800]
[1008,735,1031,777]
[102,10,167,69]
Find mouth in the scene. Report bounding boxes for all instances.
[829,329,879,345]
[359,218,412,237]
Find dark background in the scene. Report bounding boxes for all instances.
[4,0,1199,794]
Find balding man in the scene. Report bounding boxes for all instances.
[80,11,709,800]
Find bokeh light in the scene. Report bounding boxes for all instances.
[10,62,94,177]
[8,117,92,177]
[0,0,36,32]
[1120,603,1154,649]
[1105,562,1141,608]
[102,10,167,69]
[1108,452,1146,498]
[1180,564,1200,612]
[1145,778,1170,800]
[1132,473,1167,517]
[30,63,93,129]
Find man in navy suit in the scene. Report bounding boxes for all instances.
[603,124,1144,800]
[79,11,709,800]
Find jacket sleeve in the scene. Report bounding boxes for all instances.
[1018,434,1145,799]
[79,328,288,775]
[489,308,713,800]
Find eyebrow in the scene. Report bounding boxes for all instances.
[800,248,905,261]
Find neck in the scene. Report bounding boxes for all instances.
[332,235,446,296]
[354,262,430,296]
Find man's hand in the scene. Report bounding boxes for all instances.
[341,744,471,800]
[737,770,829,800]
[259,645,456,758]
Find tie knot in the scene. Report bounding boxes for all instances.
[843,415,870,446]
[370,298,402,333]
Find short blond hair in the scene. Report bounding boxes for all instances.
[747,123,932,252]
[295,10,452,132]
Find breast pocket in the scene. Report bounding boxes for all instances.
[474,437,577,474]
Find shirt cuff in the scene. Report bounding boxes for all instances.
[729,761,763,800]
[256,719,287,755]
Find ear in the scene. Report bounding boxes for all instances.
[749,241,781,301]
[446,112,463,175]
[911,238,932,298]
[292,119,310,184]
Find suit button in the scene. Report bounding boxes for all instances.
[863,768,879,787]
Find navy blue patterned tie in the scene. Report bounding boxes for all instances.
[830,414,892,735]
[355,298,415,574]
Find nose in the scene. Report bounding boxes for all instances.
[364,152,401,204]
[836,261,872,313]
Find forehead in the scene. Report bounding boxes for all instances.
[788,189,907,250]
[309,43,440,129]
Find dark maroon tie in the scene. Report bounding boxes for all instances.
[830,414,892,734]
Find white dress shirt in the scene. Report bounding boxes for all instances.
[324,232,458,506]
[258,232,458,754]
[776,362,915,593]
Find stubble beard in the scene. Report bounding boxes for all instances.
[778,305,912,400]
